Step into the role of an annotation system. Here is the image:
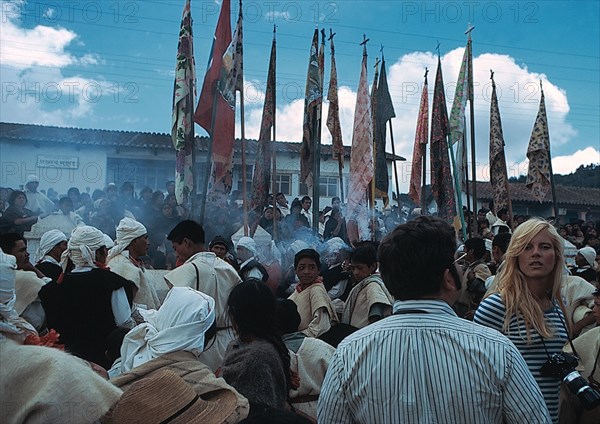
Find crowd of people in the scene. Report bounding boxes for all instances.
[1,177,599,423]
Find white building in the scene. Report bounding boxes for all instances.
[1,122,405,207]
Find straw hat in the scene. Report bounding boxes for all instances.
[111,370,237,424]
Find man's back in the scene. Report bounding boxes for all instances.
[318,299,551,424]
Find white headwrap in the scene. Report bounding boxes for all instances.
[237,236,258,257]
[66,226,107,269]
[0,250,37,341]
[578,246,598,271]
[108,218,147,261]
[36,230,67,263]
[119,287,216,373]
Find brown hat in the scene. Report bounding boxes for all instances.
[111,370,237,424]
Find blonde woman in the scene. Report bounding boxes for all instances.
[474,218,569,424]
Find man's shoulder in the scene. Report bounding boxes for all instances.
[338,310,512,350]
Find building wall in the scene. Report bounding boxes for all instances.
[1,137,397,207]
[1,139,108,195]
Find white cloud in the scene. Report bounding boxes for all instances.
[239,48,591,194]
[265,11,291,21]
[513,147,600,179]
[0,1,116,126]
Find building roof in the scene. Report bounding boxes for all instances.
[475,181,600,207]
[0,122,405,161]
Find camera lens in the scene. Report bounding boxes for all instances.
[564,371,600,411]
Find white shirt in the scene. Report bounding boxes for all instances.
[318,299,551,424]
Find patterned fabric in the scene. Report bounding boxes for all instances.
[430,57,456,223]
[347,46,373,241]
[300,30,323,190]
[408,76,429,205]
[171,0,196,205]
[526,86,552,203]
[326,36,343,164]
[374,57,395,208]
[194,0,231,132]
[489,77,512,215]
[449,35,472,193]
[250,32,276,212]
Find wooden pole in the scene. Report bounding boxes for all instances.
[388,121,400,207]
[420,68,428,213]
[199,81,220,225]
[270,26,278,240]
[312,29,325,230]
[240,90,248,236]
[466,26,477,238]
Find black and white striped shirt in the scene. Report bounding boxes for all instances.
[317,299,551,423]
[474,293,568,423]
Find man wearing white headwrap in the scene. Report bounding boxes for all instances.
[42,225,136,369]
[236,236,269,282]
[35,229,67,281]
[108,218,160,309]
[23,174,54,215]
[0,233,48,332]
[108,287,216,378]
[164,220,242,371]
[572,246,598,283]
[0,250,37,343]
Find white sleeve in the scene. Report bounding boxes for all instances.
[111,287,132,326]
[246,267,264,281]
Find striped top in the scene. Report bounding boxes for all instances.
[317,299,551,424]
[474,293,568,424]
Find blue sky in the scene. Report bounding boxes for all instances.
[1,0,598,190]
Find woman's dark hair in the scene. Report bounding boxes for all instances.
[8,190,26,206]
[276,299,301,335]
[378,216,457,300]
[294,248,320,269]
[227,280,292,392]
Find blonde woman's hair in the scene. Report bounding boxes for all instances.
[491,218,565,341]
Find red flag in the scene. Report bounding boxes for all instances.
[300,29,323,190]
[206,5,243,203]
[408,75,428,205]
[347,45,373,241]
[171,0,196,205]
[250,31,276,211]
[194,0,231,132]
[430,57,456,223]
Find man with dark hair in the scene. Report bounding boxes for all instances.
[457,237,492,317]
[491,207,511,236]
[275,192,290,217]
[300,196,312,227]
[164,220,242,371]
[318,215,550,423]
[0,232,49,332]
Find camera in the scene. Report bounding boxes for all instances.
[540,352,600,410]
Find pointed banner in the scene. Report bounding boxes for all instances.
[430,57,456,223]
[171,0,196,205]
[449,34,472,193]
[300,29,323,190]
[326,35,343,164]
[194,0,231,132]
[250,32,276,212]
[489,75,512,214]
[347,45,373,241]
[369,59,379,207]
[374,57,395,207]
[526,86,552,203]
[206,5,242,204]
[408,76,428,205]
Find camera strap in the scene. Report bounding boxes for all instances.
[540,300,580,360]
